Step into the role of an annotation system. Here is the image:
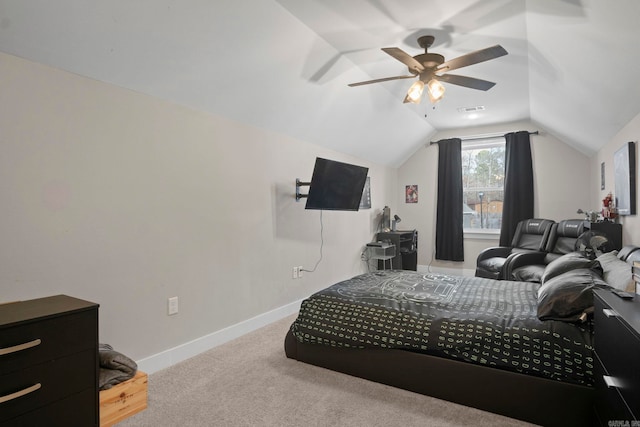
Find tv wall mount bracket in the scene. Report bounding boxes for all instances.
[295,178,310,201]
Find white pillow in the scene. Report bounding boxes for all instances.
[596,251,634,292]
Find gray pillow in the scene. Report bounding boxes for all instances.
[541,251,600,284]
[596,251,634,292]
[537,268,610,322]
[513,265,545,283]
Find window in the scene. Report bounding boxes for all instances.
[462,138,505,231]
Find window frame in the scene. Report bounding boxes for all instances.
[461,136,506,236]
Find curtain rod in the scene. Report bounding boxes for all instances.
[428,130,539,146]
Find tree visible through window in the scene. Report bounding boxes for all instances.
[462,138,505,230]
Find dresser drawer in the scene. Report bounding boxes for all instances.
[594,296,640,419]
[0,309,97,376]
[2,388,96,427]
[0,349,96,423]
[594,353,634,423]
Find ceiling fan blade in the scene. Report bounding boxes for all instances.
[436,74,496,91]
[348,75,416,87]
[437,45,507,73]
[381,47,424,74]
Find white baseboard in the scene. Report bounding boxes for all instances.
[136,299,302,374]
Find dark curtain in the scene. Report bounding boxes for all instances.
[436,138,464,261]
[499,131,534,246]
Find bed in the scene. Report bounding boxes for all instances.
[284,246,640,427]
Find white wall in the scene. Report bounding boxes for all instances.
[0,53,397,365]
[396,120,592,272]
[591,112,640,246]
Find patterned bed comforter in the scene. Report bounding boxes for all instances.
[290,270,595,386]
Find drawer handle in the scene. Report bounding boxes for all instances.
[602,308,618,318]
[603,375,622,389]
[0,339,42,356]
[0,383,42,404]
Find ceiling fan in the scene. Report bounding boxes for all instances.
[348,35,508,104]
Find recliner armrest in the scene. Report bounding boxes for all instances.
[476,246,512,264]
[504,251,547,279]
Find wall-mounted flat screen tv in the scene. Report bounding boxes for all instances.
[305,158,369,211]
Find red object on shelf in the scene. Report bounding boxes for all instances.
[602,192,616,219]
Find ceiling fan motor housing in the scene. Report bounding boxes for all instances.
[412,53,444,75]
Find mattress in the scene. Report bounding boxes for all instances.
[290,270,594,386]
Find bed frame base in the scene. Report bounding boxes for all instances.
[285,330,594,427]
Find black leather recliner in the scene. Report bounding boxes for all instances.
[475,218,555,280]
[505,219,585,282]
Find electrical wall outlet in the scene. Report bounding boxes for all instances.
[168,296,179,315]
[298,266,304,278]
[292,266,299,279]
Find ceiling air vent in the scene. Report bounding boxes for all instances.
[457,106,486,113]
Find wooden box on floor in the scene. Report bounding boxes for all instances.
[99,371,148,426]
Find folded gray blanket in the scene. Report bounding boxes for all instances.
[99,343,138,390]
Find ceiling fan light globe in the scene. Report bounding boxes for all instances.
[406,81,424,103]
[427,79,445,103]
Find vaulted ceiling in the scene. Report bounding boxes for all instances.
[1,1,639,167]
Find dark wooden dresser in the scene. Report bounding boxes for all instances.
[593,289,640,425]
[0,295,99,426]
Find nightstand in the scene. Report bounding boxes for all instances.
[366,243,396,270]
[593,289,640,425]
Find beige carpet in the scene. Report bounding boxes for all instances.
[119,315,535,427]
